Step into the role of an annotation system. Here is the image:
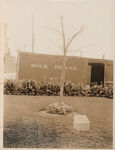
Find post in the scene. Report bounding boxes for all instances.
[16,51,20,80]
[32,14,35,53]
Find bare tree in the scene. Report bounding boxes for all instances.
[59,15,86,101]
[46,15,95,101]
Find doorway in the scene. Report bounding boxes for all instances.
[89,63,104,85]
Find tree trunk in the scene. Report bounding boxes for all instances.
[60,54,66,101]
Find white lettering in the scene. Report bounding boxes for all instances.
[43,64,48,69]
[31,64,48,69]
[68,66,73,70]
[37,64,42,68]
[31,64,35,67]
[31,64,77,71]
[54,65,77,71]
[65,66,68,70]
[54,65,62,69]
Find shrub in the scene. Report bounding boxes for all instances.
[3,79,113,99]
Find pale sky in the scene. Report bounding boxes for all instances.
[3,0,115,59]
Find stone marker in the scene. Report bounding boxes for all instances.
[73,115,90,131]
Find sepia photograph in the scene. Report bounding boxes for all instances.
[1,0,115,149]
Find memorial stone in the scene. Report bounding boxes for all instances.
[73,115,90,131]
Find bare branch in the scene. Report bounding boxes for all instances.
[67,43,96,54]
[49,38,63,52]
[65,26,86,52]
[45,25,63,36]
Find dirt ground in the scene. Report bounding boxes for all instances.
[3,95,113,148]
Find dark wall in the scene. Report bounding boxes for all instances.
[18,53,86,82]
[17,53,113,83]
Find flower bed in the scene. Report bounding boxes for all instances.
[47,101,73,115]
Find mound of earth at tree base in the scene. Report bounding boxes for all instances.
[37,110,80,118]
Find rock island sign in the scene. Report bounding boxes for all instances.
[31,63,77,71]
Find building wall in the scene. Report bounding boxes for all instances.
[4,53,17,73]
[17,52,113,84]
[18,53,86,83]
[105,63,113,82]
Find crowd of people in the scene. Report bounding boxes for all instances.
[4,79,113,99]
